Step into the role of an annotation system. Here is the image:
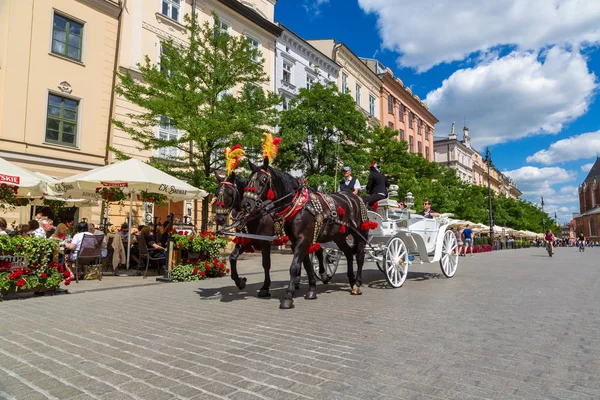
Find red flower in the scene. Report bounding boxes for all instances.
[177,243,182,248]
[16,278,26,288]
[213,258,218,264]
[40,272,48,279]
[192,267,199,275]
[184,231,188,236]
[193,260,199,266]
[16,244,21,249]
[58,266,64,273]
[189,236,193,241]
[64,278,71,286]
[219,263,225,269]
[186,259,190,264]
[210,237,215,241]
[178,231,183,235]
[206,265,211,270]
[226,268,230,273]
[200,271,206,277]
[63,270,71,278]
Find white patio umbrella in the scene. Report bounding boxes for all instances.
[32,172,99,206]
[0,157,45,197]
[54,158,208,269]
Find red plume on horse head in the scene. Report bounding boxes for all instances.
[224,144,245,176]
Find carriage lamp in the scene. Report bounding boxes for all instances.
[404,192,414,209]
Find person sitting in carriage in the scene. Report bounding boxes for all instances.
[363,162,390,207]
[339,166,361,195]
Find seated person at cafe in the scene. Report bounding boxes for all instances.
[27,220,46,238]
[40,218,54,238]
[88,223,108,258]
[51,223,68,240]
[64,221,92,280]
[140,226,167,261]
[419,200,441,219]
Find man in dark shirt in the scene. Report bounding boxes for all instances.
[418,200,440,219]
[364,163,390,207]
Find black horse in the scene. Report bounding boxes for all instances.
[215,172,306,297]
[240,159,370,309]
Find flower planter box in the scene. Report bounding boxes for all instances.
[1,285,59,299]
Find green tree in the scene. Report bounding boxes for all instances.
[111,13,280,229]
[277,82,368,181]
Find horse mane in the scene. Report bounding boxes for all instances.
[229,174,247,196]
[268,166,299,195]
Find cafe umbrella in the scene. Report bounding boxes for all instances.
[0,157,46,197]
[53,158,208,269]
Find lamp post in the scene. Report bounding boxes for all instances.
[404,192,414,219]
[541,196,545,232]
[484,148,494,241]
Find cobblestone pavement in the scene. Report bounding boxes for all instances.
[1,247,599,400]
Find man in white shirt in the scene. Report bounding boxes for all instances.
[338,166,360,195]
[89,223,108,258]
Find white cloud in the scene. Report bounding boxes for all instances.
[581,162,595,172]
[526,130,600,164]
[504,166,579,223]
[425,48,597,147]
[303,0,330,16]
[357,0,600,71]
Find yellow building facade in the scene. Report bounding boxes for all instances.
[0,0,121,224]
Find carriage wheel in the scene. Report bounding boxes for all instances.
[311,248,340,281]
[384,237,409,288]
[439,230,459,278]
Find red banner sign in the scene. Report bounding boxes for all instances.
[100,182,128,187]
[0,174,20,185]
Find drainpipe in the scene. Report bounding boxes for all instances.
[192,0,198,229]
[104,0,124,165]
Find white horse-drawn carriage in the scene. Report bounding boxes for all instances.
[313,190,460,288]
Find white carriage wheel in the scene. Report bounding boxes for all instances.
[384,237,409,288]
[311,248,340,281]
[439,230,459,278]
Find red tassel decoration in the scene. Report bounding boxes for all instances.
[337,207,345,217]
[233,237,240,244]
[371,201,379,211]
[360,221,379,231]
[308,243,321,254]
[267,188,275,200]
[339,225,346,234]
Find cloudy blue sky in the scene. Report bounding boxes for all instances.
[275,0,600,224]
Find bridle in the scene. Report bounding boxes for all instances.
[215,181,240,219]
[242,169,272,214]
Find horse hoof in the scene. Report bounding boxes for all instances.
[257,290,271,298]
[304,292,317,300]
[351,285,362,295]
[321,274,330,284]
[237,277,247,290]
[279,299,294,309]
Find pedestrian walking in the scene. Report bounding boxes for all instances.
[461,224,474,256]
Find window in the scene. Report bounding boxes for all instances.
[399,104,404,121]
[417,118,421,134]
[282,97,289,110]
[409,136,414,153]
[216,20,230,34]
[157,116,179,159]
[400,129,405,141]
[306,75,315,90]
[46,93,79,147]
[355,84,361,106]
[282,61,292,83]
[425,125,429,140]
[388,95,394,114]
[408,111,413,128]
[342,73,348,94]
[369,95,375,116]
[246,35,260,62]
[425,146,429,160]
[388,122,394,130]
[161,0,180,21]
[51,14,83,61]
[418,141,422,153]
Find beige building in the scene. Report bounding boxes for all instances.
[308,40,381,127]
[0,0,121,223]
[110,0,280,227]
[472,151,521,199]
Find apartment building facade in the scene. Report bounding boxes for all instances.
[0,0,121,223]
[308,39,381,127]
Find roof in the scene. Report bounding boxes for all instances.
[218,0,282,37]
[576,206,600,217]
[584,156,600,184]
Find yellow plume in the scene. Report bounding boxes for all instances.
[262,133,282,164]
[225,144,245,175]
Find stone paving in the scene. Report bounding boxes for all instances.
[1,246,599,399]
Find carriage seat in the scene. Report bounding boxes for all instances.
[376,199,398,209]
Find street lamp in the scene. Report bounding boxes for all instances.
[484,148,494,241]
[404,192,414,219]
[541,196,545,232]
